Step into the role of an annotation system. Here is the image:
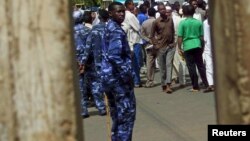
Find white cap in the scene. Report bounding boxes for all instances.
[206,5,209,10]
[165,6,172,10]
[182,2,189,6]
[154,5,158,11]
[179,8,183,15]
[73,10,82,21]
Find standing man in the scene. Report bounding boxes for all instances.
[203,8,214,92]
[172,3,187,87]
[73,10,92,118]
[141,7,157,88]
[83,11,94,29]
[123,0,143,87]
[190,0,205,21]
[102,2,136,141]
[137,3,149,76]
[150,3,175,93]
[172,1,181,17]
[137,4,148,25]
[177,4,209,92]
[81,9,111,117]
[91,11,100,26]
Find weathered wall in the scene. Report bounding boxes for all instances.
[0,0,83,140]
[210,0,250,124]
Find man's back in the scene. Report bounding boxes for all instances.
[74,24,91,63]
[137,13,148,25]
[196,7,206,21]
[91,23,106,61]
[74,24,91,46]
[178,17,203,51]
[82,23,106,73]
[141,18,155,39]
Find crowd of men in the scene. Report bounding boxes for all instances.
[73,0,213,140]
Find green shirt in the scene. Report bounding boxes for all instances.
[178,18,203,51]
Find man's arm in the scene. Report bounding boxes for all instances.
[200,35,205,51]
[177,36,184,55]
[81,32,93,65]
[200,22,205,51]
[107,29,133,82]
[75,29,91,74]
[149,20,156,45]
[171,18,175,44]
[140,23,150,42]
[170,18,176,47]
[108,30,130,68]
[177,20,184,55]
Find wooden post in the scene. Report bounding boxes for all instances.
[210,0,250,124]
[0,0,83,141]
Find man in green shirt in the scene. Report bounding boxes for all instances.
[177,4,208,92]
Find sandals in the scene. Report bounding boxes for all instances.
[203,87,214,93]
[189,88,200,92]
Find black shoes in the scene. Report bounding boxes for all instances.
[87,100,95,108]
[134,84,142,88]
[82,114,90,119]
[99,110,107,116]
[81,109,107,119]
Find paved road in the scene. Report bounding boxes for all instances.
[83,72,216,141]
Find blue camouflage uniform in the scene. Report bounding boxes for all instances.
[73,10,105,117]
[102,19,136,141]
[73,22,91,116]
[81,22,106,115]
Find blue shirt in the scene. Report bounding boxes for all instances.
[137,13,148,25]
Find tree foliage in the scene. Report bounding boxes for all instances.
[72,0,102,7]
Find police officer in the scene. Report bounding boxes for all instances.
[102,2,136,141]
[81,9,110,117]
[73,10,106,118]
[73,10,91,118]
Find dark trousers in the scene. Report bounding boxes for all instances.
[184,48,208,89]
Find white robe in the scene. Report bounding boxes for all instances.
[203,19,214,86]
